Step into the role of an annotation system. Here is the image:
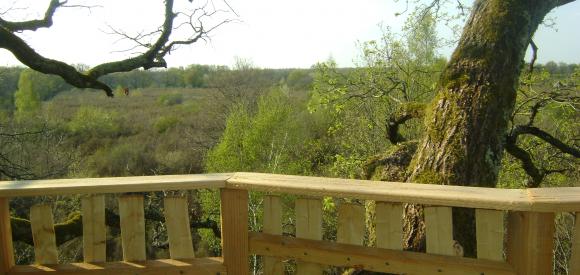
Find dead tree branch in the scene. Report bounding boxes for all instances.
[0,0,63,32]
[0,0,234,97]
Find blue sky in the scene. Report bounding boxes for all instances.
[1,0,579,68]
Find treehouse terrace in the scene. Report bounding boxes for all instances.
[0,173,579,275]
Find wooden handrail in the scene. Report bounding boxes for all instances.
[1,172,579,212]
[227,172,580,212]
[0,174,231,197]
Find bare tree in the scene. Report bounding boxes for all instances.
[0,0,234,96]
[0,123,74,180]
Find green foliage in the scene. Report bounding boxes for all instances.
[14,69,68,115]
[203,87,331,261]
[157,93,183,106]
[206,87,309,174]
[0,67,22,111]
[67,106,121,138]
[307,12,446,179]
[14,70,41,118]
[205,103,251,172]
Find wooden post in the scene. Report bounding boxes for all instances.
[425,206,455,256]
[569,212,580,275]
[82,195,106,263]
[30,204,58,265]
[119,195,146,262]
[263,195,284,275]
[375,202,403,250]
[295,198,323,275]
[220,188,249,275]
[0,198,14,274]
[507,211,555,275]
[164,196,195,259]
[337,203,364,246]
[475,209,504,261]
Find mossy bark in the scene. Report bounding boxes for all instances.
[405,0,565,256]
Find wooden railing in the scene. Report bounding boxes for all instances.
[0,172,579,275]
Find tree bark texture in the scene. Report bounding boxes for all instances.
[405,0,567,256]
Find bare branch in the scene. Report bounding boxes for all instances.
[0,0,63,32]
[0,0,234,96]
[86,0,177,79]
[0,1,27,17]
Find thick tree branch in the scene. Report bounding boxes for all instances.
[556,0,577,7]
[386,103,426,144]
[0,26,114,96]
[1,0,233,96]
[0,0,63,32]
[505,124,579,187]
[505,135,545,187]
[512,125,580,158]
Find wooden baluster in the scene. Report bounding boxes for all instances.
[295,198,323,275]
[337,203,364,246]
[568,212,579,275]
[30,204,58,265]
[119,194,146,262]
[425,206,455,256]
[263,195,284,275]
[507,211,555,275]
[375,202,403,250]
[0,198,14,273]
[164,196,195,259]
[82,195,106,263]
[220,188,249,275]
[475,209,504,261]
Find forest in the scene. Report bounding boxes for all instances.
[1,0,579,274]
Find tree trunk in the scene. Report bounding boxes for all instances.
[405,0,565,256]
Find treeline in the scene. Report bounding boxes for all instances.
[539,61,580,76]
[0,64,313,113]
[1,61,576,114]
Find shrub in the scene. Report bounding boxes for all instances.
[84,141,157,177]
[157,93,183,106]
[153,115,180,133]
[68,106,121,138]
